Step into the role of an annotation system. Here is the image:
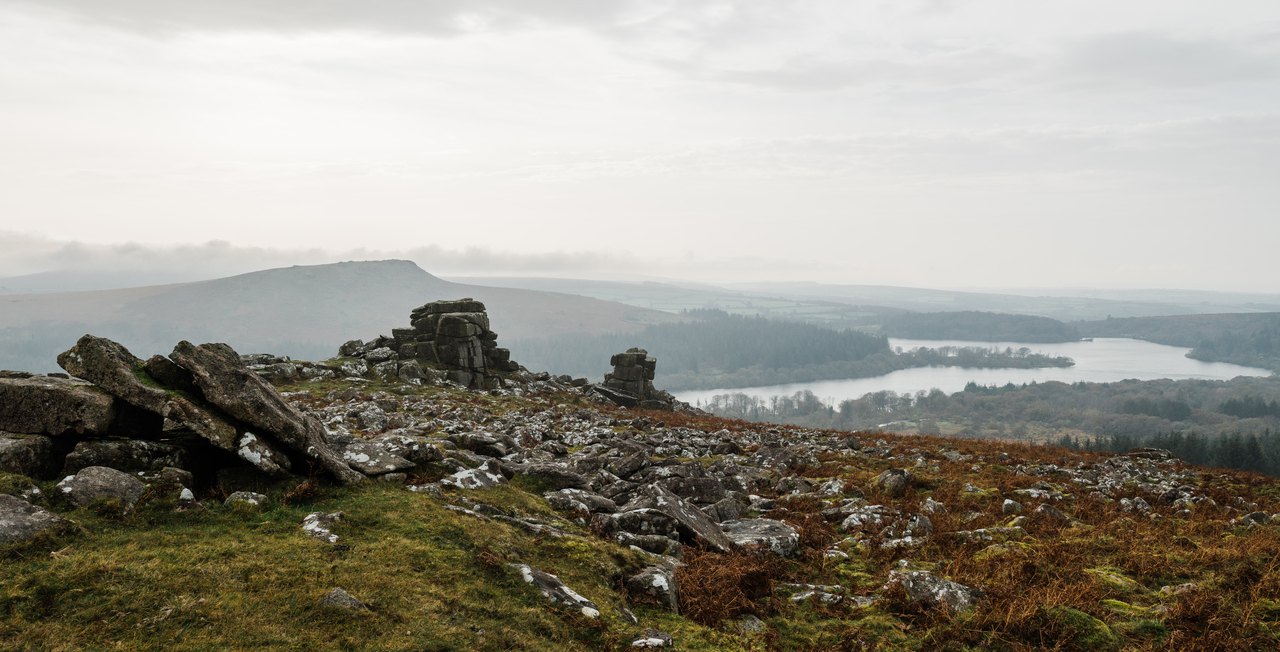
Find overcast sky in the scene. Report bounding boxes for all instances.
[2,1,1278,290]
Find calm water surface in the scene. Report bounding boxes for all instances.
[675,337,1273,406]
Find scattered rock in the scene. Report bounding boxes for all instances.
[335,440,415,476]
[1232,511,1271,527]
[885,570,980,612]
[875,468,912,498]
[56,466,147,511]
[443,460,507,490]
[321,587,370,611]
[545,488,617,514]
[626,566,679,612]
[620,485,735,552]
[630,628,673,648]
[0,494,67,544]
[302,511,343,544]
[721,518,800,556]
[372,433,443,465]
[509,563,600,618]
[224,491,268,510]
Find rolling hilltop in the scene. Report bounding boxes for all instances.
[0,260,677,372]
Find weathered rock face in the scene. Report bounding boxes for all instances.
[168,341,364,485]
[0,494,66,544]
[57,335,236,451]
[338,298,522,389]
[53,335,351,484]
[410,299,518,388]
[596,348,678,410]
[63,439,190,475]
[0,376,117,437]
[0,433,55,477]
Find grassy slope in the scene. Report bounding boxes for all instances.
[4,383,1280,650]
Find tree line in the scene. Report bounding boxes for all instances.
[699,375,1280,476]
[1061,430,1280,476]
[509,310,1071,390]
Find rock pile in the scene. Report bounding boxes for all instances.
[0,335,365,490]
[595,348,679,410]
[338,298,520,389]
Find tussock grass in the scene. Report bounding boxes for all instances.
[0,483,741,651]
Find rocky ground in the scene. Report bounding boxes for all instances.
[3,335,1280,650]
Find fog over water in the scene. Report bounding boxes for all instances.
[676,337,1274,406]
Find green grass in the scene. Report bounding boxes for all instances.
[0,483,749,651]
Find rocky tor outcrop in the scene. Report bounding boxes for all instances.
[338,298,522,389]
[595,348,680,410]
[169,341,364,485]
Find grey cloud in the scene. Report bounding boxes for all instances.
[480,114,1280,184]
[1058,32,1280,89]
[9,0,665,35]
[711,48,1025,92]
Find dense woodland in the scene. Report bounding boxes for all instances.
[878,310,1080,342]
[511,310,1071,390]
[700,375,1280,474]
[1064,430,1280,476]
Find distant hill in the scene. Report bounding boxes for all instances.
[728,282,1279,322]
[0,260,677,372]
[0,269,221,293]
[451,276,1279,325]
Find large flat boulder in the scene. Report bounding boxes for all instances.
[57,335,237,450]
[168,341,363,484]
[0,494,67,545]
[0,376,115,436]
[621,484,734,552]
[721,518,801,556]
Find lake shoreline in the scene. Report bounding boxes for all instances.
[676,337,1273,406]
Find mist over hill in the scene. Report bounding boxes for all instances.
[0,260,676,372]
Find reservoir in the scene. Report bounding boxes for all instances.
[675,337,1274,406]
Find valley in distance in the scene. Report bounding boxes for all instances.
[2,261,1280,649]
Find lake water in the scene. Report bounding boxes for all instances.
[675,337,1274,406]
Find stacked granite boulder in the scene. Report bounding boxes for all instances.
[409,299,518,388]
[339,298,520,389]
[0,335,367,488]
[596,348,677,410]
